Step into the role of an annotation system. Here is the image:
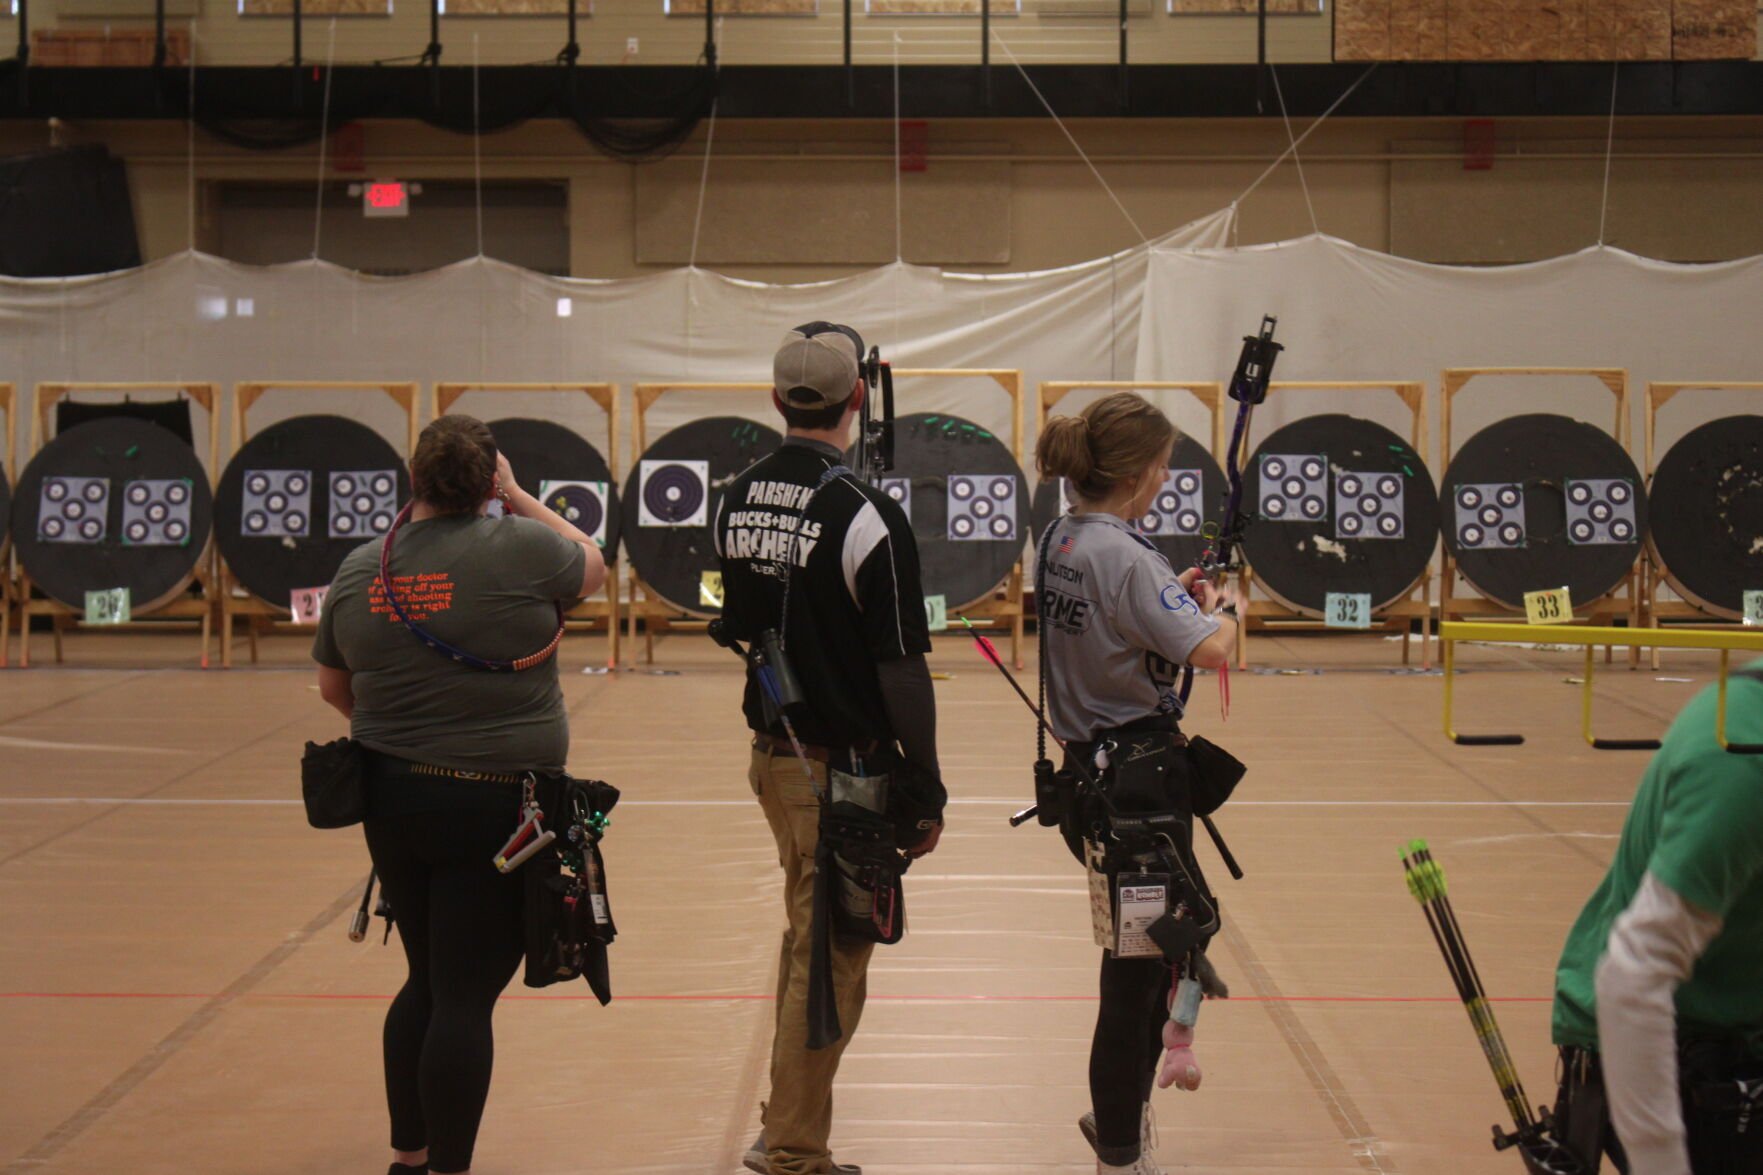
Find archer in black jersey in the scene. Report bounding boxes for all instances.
[715,322,945,1175]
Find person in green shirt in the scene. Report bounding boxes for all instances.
[1549,665,1763,1174]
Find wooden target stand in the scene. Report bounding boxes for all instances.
[0,384,14,667]
[219,381,420,668]
[1640,381,1763,669]
[1241,381,1434,670]
[19,382,221,668]
[434,382,622,668]
[1439,368,1641,660]
[628,370,1029,668]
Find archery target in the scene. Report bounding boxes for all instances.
[947,473,1018,543]
[1257,453,1329,523]
[215,416,410,608]
[1242,415,1440,617]
[1139,469,1206,537]
[541,480,609,548]
[11,418,215,612]
[485,417,621,563]
[1565,479,1638,546]
[328,470,399,539]
[638,460,709,528]
[871,413,1029,610]
[1452,483,1527,550]
[1440,413,1646,611]
[120,479,195,546]
[1334,471,1404,541]
[621,417,780,616]
[240,470,311,539]
[880,477,912,523]
[1646,414,1763,620]
[37,477,110,544]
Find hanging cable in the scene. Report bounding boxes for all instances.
[472,33,485,259]
[309,18,337,261]
[185,21,197,254]
[1270,65,1319,237]
[1231,63,1376,212]
[992,30,1148,247]
[1598,63,1619,247]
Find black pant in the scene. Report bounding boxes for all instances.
[1090,950,1172,1165]
[364,774,526,1175]
[1554,1044,1763,1174]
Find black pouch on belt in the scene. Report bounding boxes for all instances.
[1680,1037,1763,1167]
[521,775,621,1004]
[300,736,366,829]
[1186,735,1246,817]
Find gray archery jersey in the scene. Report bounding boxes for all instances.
[1039,511,1221,744]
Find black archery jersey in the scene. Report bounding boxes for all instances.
[714,437,932,749]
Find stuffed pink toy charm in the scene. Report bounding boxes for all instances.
[1158,974,1206,1091]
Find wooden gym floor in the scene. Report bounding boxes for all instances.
[0,630,1717,1174]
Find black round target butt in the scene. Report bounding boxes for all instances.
[621,416,780,617]
[1241,414,1440,617]
[487,418,621,564]
[1646,414,1763,620]
[11,418,214,613]
[1031,430,1225,574]
[1441,414,1646,612]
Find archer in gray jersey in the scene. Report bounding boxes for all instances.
[1040,512,1222,744]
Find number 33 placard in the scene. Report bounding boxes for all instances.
[1524,586,1573,625]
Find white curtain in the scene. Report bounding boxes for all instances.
[0,207,1238,475]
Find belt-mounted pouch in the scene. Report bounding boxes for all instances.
[1681,1039,1763,1155]
[820,767,906,946]
[1186,735,1246,817]
[521,774,621,1004]
[1107,731,1191,818]
[300,736,366,828]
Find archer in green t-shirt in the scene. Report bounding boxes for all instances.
[1548,666,1763,1174]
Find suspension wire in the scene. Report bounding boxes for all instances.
[1598,63,1619,246]
[1231,62,1376,212]
[1270,64,1319,236]
[992,30,1148,246]
[309,18,338,261]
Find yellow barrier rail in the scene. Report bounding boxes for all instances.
[1439,622,1763,755]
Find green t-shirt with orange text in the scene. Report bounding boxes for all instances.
[312,513,585,773]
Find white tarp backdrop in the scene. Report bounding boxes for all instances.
[1135,234,1763,466]
[0,208,1238,476]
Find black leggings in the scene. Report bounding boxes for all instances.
[364,787,525,1175]
[1090,951,1172,1165]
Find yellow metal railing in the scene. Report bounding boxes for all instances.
[1440,622,1763,755]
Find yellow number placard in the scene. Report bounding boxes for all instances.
[1524,586,1573,625]
[699,571,724,609]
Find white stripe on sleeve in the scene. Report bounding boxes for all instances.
[842,500,890,609]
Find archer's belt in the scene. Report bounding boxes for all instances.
[752,733,880,767]
[364,750,528,787]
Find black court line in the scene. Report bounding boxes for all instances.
[1219,918,1395,1174]
[2,880,365,1174]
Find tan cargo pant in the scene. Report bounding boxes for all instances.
[750,743,875,1175]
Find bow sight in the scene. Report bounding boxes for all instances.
[1201,314,1284,580]
[853,345,896,487]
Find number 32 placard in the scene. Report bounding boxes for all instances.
[1324,592,1371,630]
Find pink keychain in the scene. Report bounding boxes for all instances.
[1158,973,1204,1091]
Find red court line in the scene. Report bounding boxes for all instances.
[0,991,1553,1004]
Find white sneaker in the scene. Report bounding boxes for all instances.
[1078,1102,1157,1157]
[1097,1155,1165,1175]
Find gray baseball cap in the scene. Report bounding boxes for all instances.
[774,322,864,410]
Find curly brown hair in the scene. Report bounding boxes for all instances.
[412,414,497,516]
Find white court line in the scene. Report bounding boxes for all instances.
[0,736,189,755]
[0,797,1632,808]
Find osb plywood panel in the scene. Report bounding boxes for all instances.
[866,0,1020,12]
[1585,0,1672,59]
[1172,0,1319,12]
[240,0,390,12]
[1390,0,1448,59]
[444,0,575,12]
[667,0,815,13]
[1673,0,1757,59]
[1029,0,1151,14]
[1334,0,1390,61]
[634,158,1010,266]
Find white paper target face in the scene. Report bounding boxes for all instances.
[540,480,610,547]
[1258,454,1329,524]
[638,459,709,528]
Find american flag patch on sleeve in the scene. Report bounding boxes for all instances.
[1058,534,1077,556]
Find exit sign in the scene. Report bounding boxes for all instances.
[363,180,409,219]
